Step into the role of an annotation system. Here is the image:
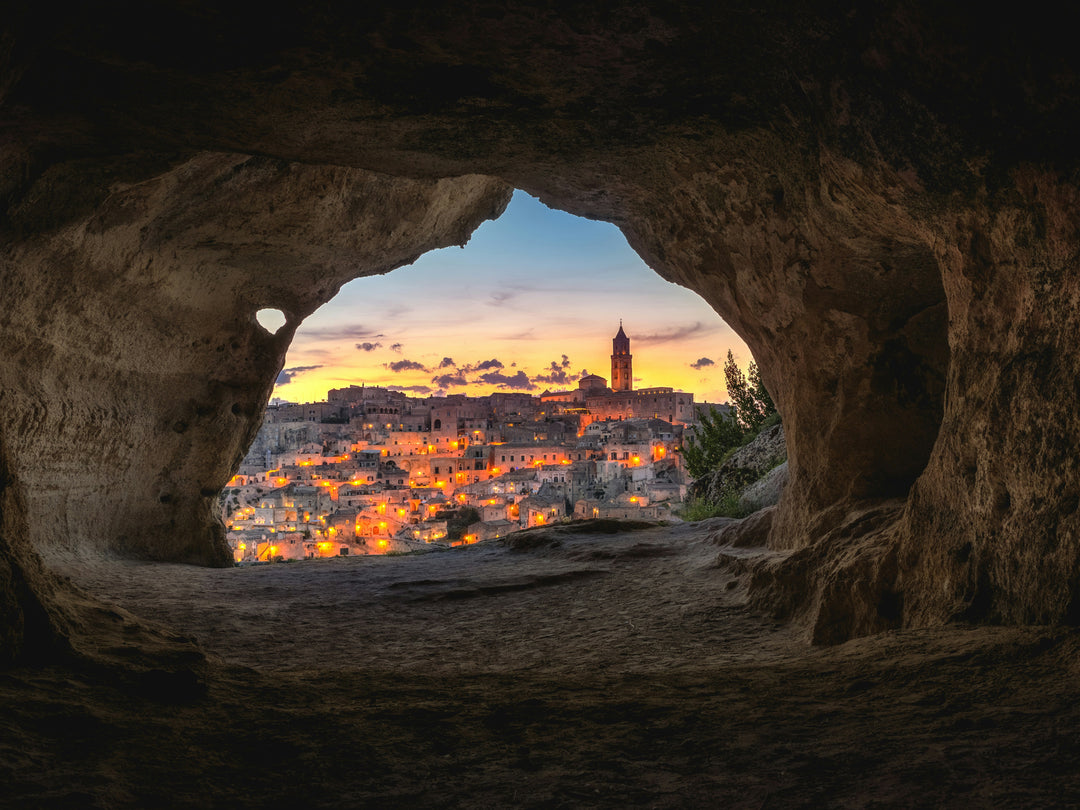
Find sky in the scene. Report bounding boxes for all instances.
[270,190,750,404]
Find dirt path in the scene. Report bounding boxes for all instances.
[4,523,1080,808]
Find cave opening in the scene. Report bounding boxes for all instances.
[6,4,1080,804]
[230,188,754,562]
[255,308,288,336]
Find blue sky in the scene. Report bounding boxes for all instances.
[274,190,748,403]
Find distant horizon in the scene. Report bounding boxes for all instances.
[271,190,751,404]
[268,374,733,408]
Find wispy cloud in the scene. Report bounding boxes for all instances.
[390,343,403,353]
[297,325,385,341]
[276,365,322,386]
[357,342,383,352]
[690,357,715,370]
[634,322,720,345]
[437,357,456,369]
[488,290,518,305]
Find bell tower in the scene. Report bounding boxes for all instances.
[611,321,632,392]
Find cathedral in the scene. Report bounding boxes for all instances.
[611,320,632,392]
[540,323,696,427]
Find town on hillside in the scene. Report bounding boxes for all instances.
[223,324,716,562]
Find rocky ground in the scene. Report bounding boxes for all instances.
[3,521,1080,808]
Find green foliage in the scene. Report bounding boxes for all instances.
[678,493,751,521]
[749,361,775,421]
[724,350,777,433]
[680,404,744,479]
[448,507,481,540]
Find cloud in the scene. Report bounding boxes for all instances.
[356,342,383,352]
[479,370,537,390]
[488,290,517,305]
[452,358,505,376]
[437,357,456,369]
[298,325,384,341]
[275,365,322,386]
[534,370,572,386]
[634,322,721,345]
[390,343,403,353]
[391,385,433,394]
[690,357,715,370]
[385,359,428,373]
[533,357,576,386]
[431,373,468,387]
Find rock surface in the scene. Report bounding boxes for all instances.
[689,422,787,509]
[739,462,788,514]
[1,526,1074,808]
[3,2,1080,660]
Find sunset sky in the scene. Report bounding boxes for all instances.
[271,190,750,405]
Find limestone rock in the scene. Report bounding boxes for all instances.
[2,2,1080,659]
[740,462,788,514]
[690,423,787,508]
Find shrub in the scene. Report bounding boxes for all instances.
[680,405,744,479]
[678,494,751,521]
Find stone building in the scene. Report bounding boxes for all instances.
[540,325,695,428]
[611,321,633,392]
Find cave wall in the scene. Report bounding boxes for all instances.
[0,153,509,568]
[898,172,1080,627]
[3,1,1080,658]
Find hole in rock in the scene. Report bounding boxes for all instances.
[255,307,288,335]
[224,190,759,563]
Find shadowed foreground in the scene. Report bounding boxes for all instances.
[4,524,1080,808]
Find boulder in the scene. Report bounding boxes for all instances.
[690,423,787,509]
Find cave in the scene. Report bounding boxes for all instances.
[4,2,1080,805]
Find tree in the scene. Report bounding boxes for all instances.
[724,350,776,433]
[448,507,481,540]
[680,405,744,479]
[749,361,775,422]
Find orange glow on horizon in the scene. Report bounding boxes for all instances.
[270,187,744,410]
